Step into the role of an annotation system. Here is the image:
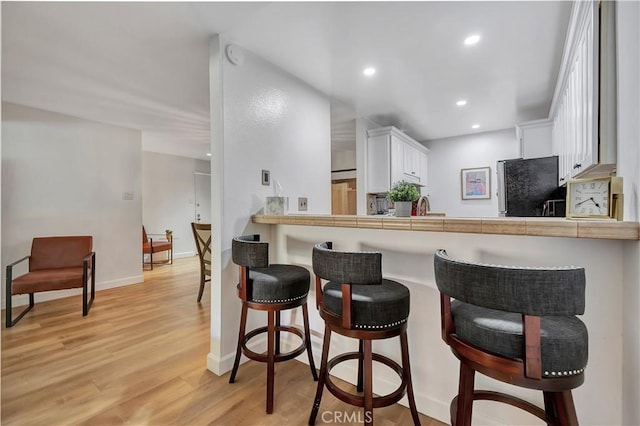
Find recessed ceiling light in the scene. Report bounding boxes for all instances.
[464,35,480,46]
[206,153,212,157]
[363,67,376,76]
[456,100,467,106]
[472,124,480,129]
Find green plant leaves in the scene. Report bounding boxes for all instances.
[387,180,420,202]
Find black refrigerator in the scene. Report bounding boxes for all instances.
[497,156,564,217]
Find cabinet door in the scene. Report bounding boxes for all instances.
[366,134,391,193]
[419,151,428,190]
[403,143,420,179]
[390,137,405,186]
[550,0,600,183]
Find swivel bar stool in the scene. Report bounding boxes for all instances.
[433,249,588,426]
[309,242,421,426]
[229,234,317,414]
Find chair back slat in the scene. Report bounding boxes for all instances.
[30,236,93,271]
[191,223,212,272]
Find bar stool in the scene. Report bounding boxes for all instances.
[229,234,317,414]
[433,249,588,426]
[309,242,421,426]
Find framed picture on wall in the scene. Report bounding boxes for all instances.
[461,167,491,200]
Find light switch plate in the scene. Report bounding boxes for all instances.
[262,170,270,186]
[298,197,308,211]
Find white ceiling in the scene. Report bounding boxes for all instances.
[1,1,571,158]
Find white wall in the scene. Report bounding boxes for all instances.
[331,150,356,171]
[424,128,520,217]
[617,1,640,424]
[331,149,356,180]
[142,151,210,257]
[207,36,331,374]
[1,102,143,307]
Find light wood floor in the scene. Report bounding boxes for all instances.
[2,257,446,426]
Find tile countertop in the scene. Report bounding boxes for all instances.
[252,214,640,240]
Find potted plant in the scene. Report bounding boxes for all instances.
[165,229,173,241]
[387,180,420,217]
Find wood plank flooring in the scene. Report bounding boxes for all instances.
[2,257,446,425]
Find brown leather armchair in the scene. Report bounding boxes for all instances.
[5,236,96,327]
[142,226,173,270]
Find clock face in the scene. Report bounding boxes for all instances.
[569,179,610,217]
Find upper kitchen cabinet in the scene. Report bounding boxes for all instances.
[516,119,553,159]
[366,126,429,193]
[550,0,616,185]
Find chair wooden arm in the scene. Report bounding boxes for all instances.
[238,266,250,301]
[315,276,323,310]
[523,314,542,380]
[440,293,454,342]
[341,283,352,329]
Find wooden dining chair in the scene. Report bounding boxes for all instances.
[191,222,211,302]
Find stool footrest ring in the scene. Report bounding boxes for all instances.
[453,390,547,422]
[242,325,307,363]
[325,351,407,409]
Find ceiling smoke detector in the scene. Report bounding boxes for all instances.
[226,44,244,66]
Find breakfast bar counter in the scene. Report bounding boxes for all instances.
[248,213,637,425]
[253,214,640,240]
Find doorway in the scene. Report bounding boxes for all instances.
[194,172,211,224]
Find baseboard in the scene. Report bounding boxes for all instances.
[174,251,196,259]
[207,335,268,377]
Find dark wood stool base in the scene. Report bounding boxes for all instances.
[447,339,582,426]
[309,320,421,426]
[229,301,318,414]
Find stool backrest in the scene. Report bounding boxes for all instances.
[433,249,585,316]
[312,242,382,285]
[232,234,268,268]
[30,236,93,271]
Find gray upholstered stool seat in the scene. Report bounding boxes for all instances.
[323,279,410,329]
[309,242,421,426]
[229,234,317,414]
[246,264,310,303]
[434,249,588,426]
[452,300,588,377]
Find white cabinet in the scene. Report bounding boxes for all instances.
[516,119,553,159]
[390,136,405,187]
[550,0,616,185]
[419,150,429,194]
[366,126,429,193]
[402,143,422,183]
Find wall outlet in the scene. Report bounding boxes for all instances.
[261,170,270,186]
[298,197,308,211]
